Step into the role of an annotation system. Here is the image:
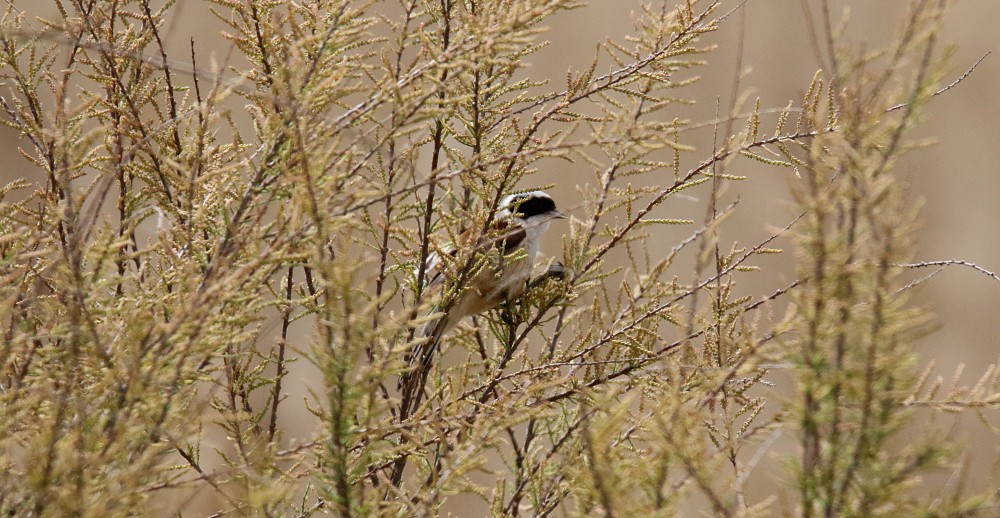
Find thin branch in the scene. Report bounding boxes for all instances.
[887,51,991,112]
[900,259,1000,284]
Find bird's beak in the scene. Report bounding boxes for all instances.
[551,210,567,220]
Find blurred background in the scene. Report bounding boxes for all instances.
[2,0,999,514]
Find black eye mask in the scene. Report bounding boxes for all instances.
[510,195,556,218]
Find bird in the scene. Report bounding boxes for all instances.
[400,190,566,415]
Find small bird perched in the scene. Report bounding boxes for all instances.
[400,190,566,415]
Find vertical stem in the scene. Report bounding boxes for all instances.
[269,266,295,442]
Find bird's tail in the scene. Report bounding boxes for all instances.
[398,309,452,418]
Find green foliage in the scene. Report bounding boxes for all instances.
[0,0,998,516]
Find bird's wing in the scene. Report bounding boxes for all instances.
[421,244,452,291]
[492,220,526,255]
[415,220,527,291]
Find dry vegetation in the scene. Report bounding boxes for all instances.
[1,0,999,515]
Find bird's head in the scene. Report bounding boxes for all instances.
[499,191,566,227]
